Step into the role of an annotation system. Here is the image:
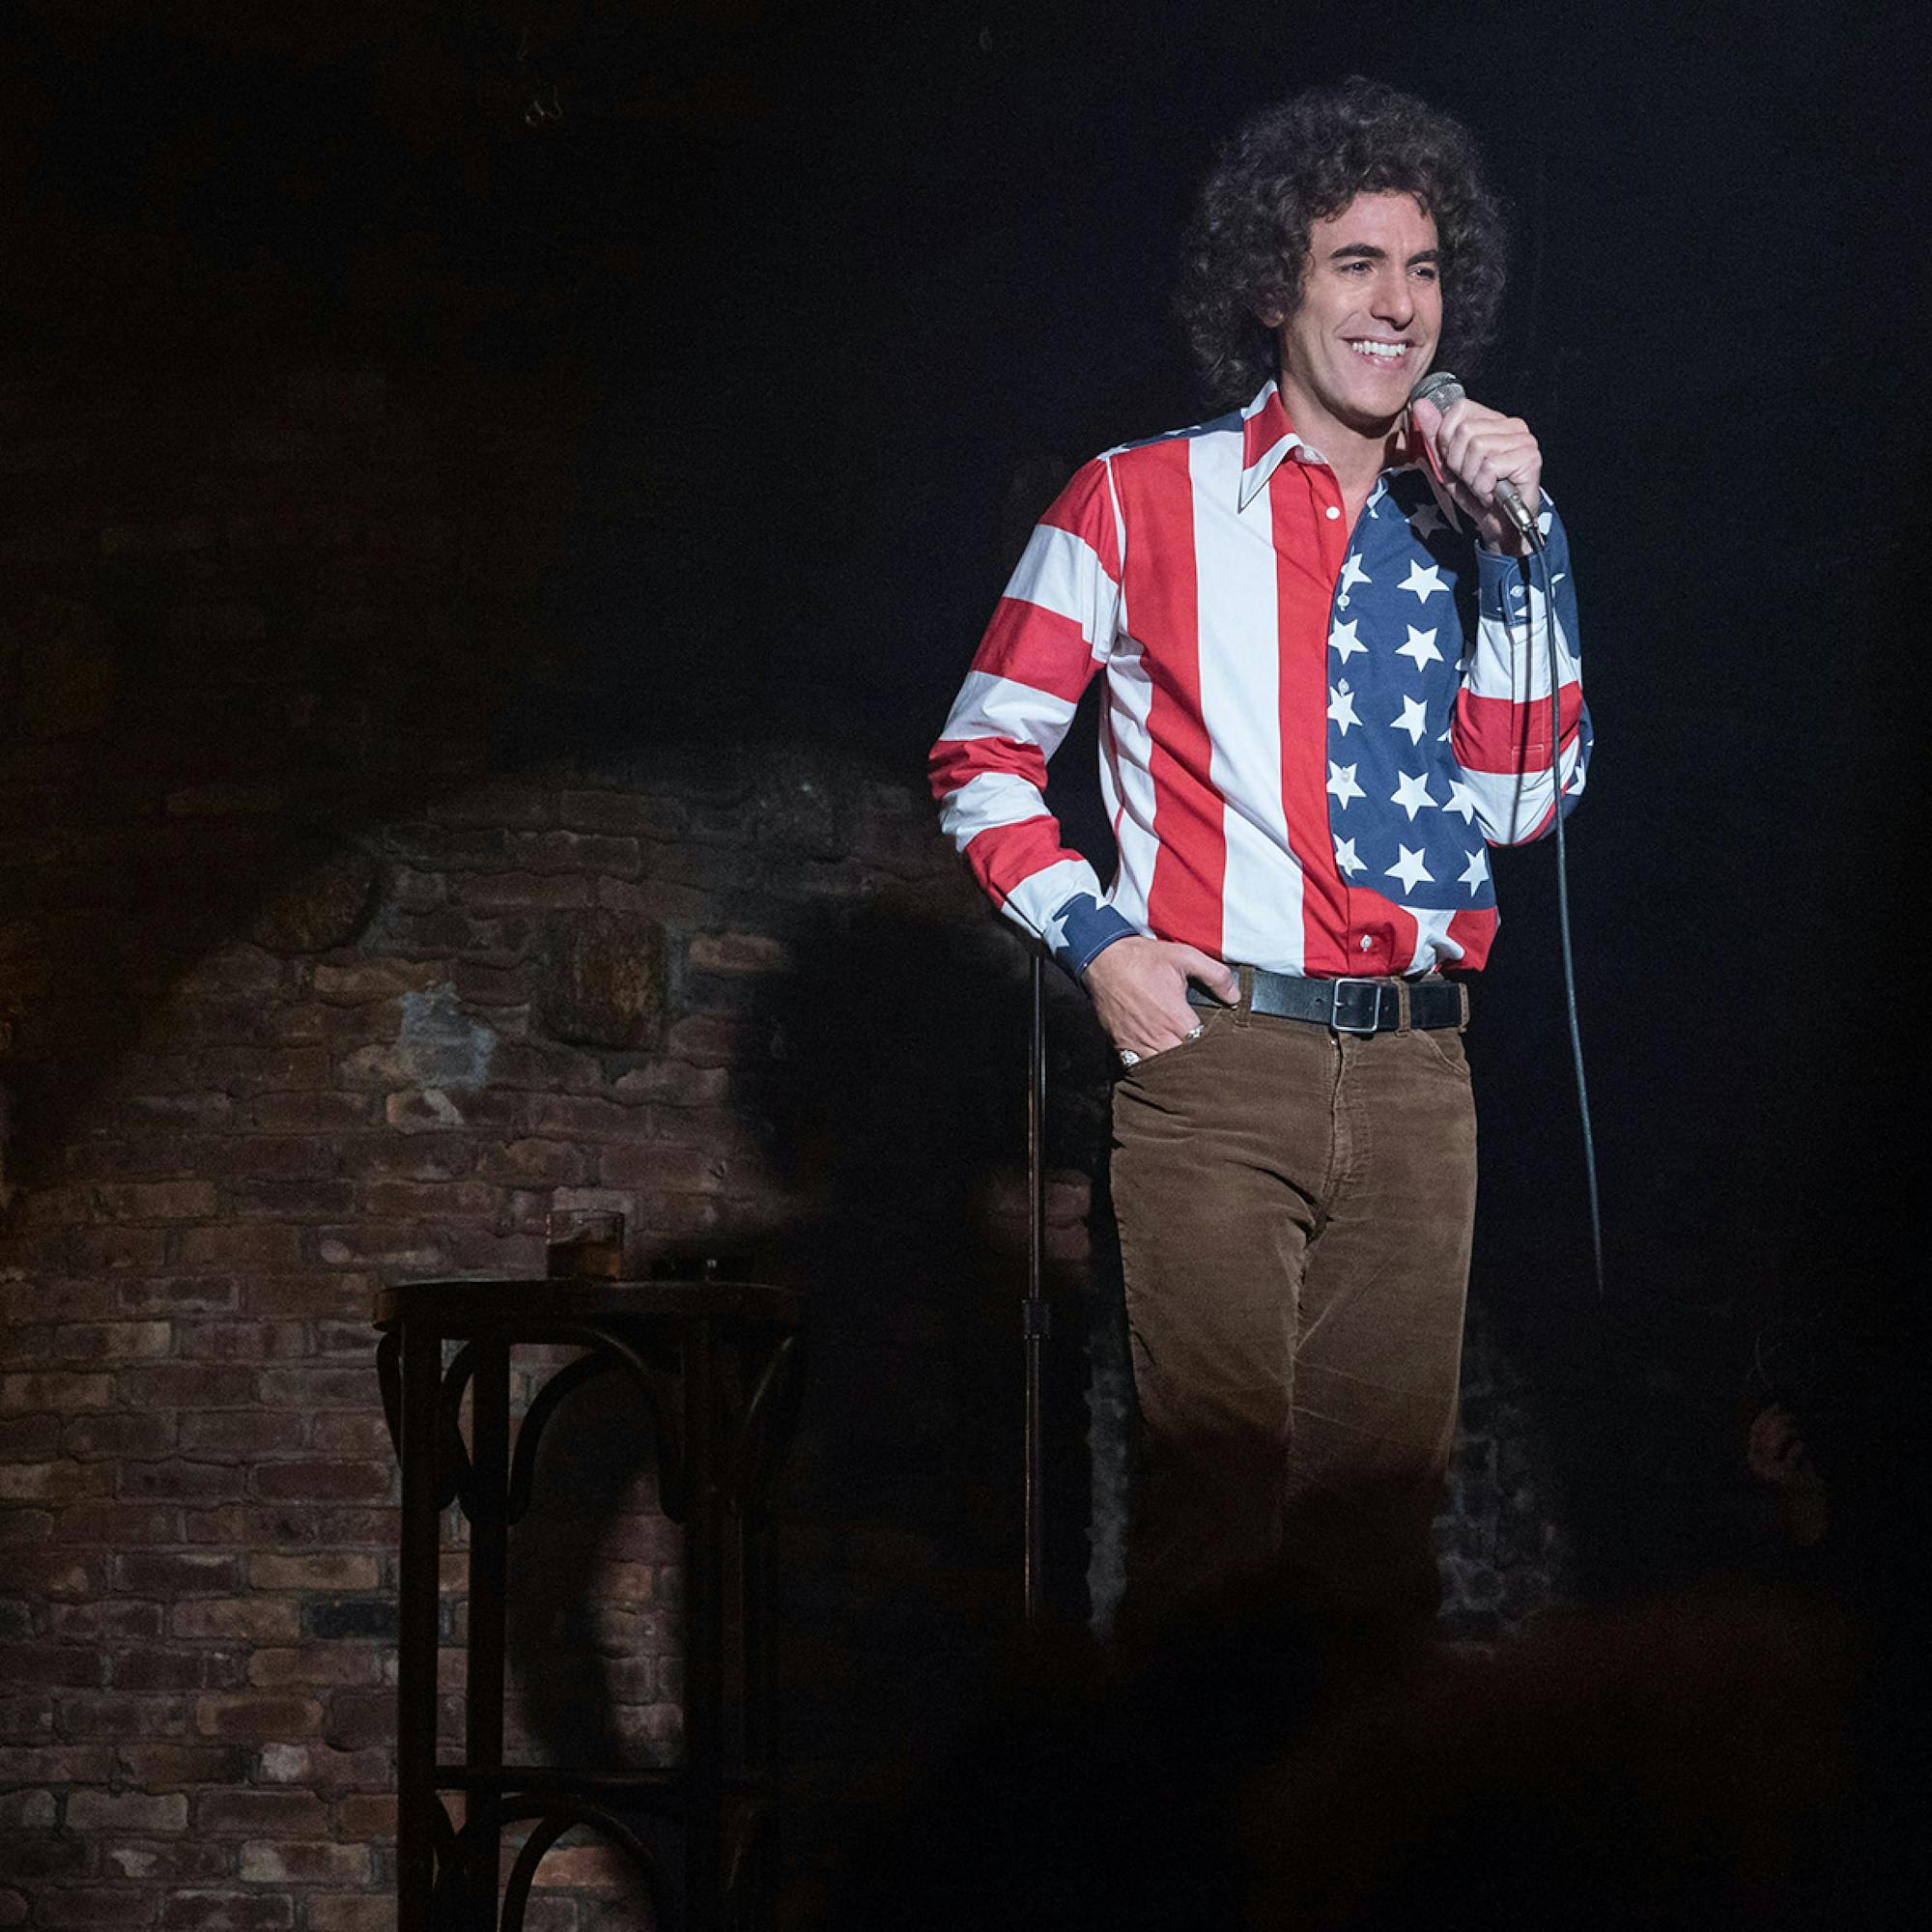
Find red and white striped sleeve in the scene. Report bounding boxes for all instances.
[928,456,1139,974]
[1450,500,1591,846]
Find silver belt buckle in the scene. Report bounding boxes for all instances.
[1329,977,1385,1035]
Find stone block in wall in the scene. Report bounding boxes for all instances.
[247,838,380,956]
[535,910,666,1051]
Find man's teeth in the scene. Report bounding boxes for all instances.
[1350,341,1408,360]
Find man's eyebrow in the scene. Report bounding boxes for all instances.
[1327,242,1442,266]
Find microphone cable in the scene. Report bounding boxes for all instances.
[1520,514,1605,1295]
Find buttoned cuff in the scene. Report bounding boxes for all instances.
[1053,894,1138,979]
[1476,545,1533,622]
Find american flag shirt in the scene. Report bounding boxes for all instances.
[929,380,1589,980]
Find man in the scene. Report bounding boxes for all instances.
[929,79,1588,1640]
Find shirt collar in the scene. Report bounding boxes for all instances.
[1235,378,1430,513]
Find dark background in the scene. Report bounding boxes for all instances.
[4,0,1921,1588]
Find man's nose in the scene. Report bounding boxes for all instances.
[1371,269,1414,326]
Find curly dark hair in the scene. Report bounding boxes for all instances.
[1177,78,1509,410]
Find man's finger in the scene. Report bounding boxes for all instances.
[1177,946,1238,1002]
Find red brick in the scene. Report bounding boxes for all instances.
[8,1549,108,1598]
[46,1601,165,1643]
[92,1181,220,1221]
[157,1895,294,1931]
[313,1226,448,1271]
[309,1413,391,1458]
[66,1789,189,1834]
[236,1839,371,1886]
[178,1411,304,1456]
[63,1412,179,1459]
[241,1092,377,1134]
[2,1280,113,1328]
[99,1843,228,1883]
[60,1694,192,1738]
[68,1226,169,1272]
[195,1693,323,1741]
[247,1646,383,1689]
[53,1503,183,1546]
[120,1461,249,1503]
[687,931,790,976]
[38,1889,158,1927]
[307,1499,398,1546]
[318,1690,390,1751]
[111,1746,253,1785]
[111,1651,223,1692]
[226,1179,357,1219]
[246,1551,381,1592]
[241,1275,375,1320]
[0,1414,63,1460]
[0,1640,101,1688]
[182,1137,334,1180]
[302,1899,395,1932]
[169,1599,300,1643]
[0,1460,110,1503]
[117,1366,260,1409]
[253,1367,379,1411]
[251,1458,391,1505]
[178,1225,302,1270]
[2,1371,113,1411]
[177,1322,309,1363]
[51,1321,174,1361]
[0,1507,52,1548]
[610,1060,729,1107]
[330,1792,394,1838]
[0,1745,112,1780]
[188,1047,328,1093]
[114,1550,240,1596]
[360,1178,498,1220]
[0,1325,51,1368]
[258,1740,389,1790]
[117,1278,241,1317]
[191,1789,328,1836]
[521,1094,631,1139]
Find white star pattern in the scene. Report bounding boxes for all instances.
[1333,836,1365,877]
[1399,559,1446,602]
[1443,779,1478,823]
[1391,695,1428,745]
[1396,625,1443,670]
[1406,499,1449,538]
[1390,770,1436,820]
[1326,760,1364,809]
[1327,681,1361,735]
[1385,845,1434,895]
[1327,616,1366,663]
[1338,554,1372,597]
[1459,847,1491,895]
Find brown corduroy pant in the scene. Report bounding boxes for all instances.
[1110,986,1477,1643]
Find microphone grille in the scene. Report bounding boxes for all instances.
[1407,369,1463,410]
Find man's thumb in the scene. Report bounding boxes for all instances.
[1183,947,1238,1001]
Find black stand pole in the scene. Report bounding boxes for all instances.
[1023,951,1050,1624]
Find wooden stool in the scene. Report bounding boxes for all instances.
[375,1276,803,1930]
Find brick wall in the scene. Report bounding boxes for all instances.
[1,356,1567,1927]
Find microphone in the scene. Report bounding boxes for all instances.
[1408,369,1540,545]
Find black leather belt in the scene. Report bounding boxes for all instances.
[1186,970,1466,1034]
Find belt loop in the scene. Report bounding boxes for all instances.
[1236,962,1254,1030]
[1394,977,1411,1037]
[1457,980,1470,1033]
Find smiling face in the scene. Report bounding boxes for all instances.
[1264,191,1442,451]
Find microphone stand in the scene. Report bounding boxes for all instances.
[1023,950,1050,1624]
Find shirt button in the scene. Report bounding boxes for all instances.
[1359,936,1374,952]
[1324,505,1341,520]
